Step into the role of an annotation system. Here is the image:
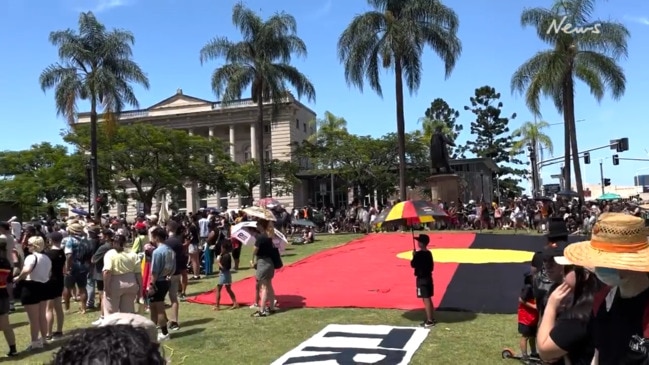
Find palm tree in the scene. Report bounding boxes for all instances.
[200,4,316,199]
[338,0,461,201]
[511,120,554,194]
[308,111,348,205]
[418,116,452,145]
[40,12,150,220]
[511,0,628,199]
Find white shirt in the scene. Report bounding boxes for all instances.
[23,252,52,283]
[198,218,209,238]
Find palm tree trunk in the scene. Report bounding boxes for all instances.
[394,59,407,201]
[256,98,267,199]
[90,97,100,221]
[567,78,584,199]
[561,85,572,193]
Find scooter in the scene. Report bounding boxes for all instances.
[501,348,543,364]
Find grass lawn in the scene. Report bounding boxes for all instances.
[8,233,518,365]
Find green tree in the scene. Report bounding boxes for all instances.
[511,0,628,198]
[337,0,462,201]
[230,160,299,200]
[0,143,89,218]
[422,98,466,158]
[65,124,234,213]
[464,86,525,198]
[511,120,554,195]
[199,4,316,199]
[39,12,150,219]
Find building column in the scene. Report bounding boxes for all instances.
[229,125,236,161]
[250,123,257,161]
[184,182,198,213]
[208,127,215,163]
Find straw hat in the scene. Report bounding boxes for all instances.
[564,213,649,272]
[67,222,84,236]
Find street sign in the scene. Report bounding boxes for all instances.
[550,174,562,179]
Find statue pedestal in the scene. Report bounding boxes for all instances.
[426,174,461,203]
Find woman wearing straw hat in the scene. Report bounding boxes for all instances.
[564,213,649,365]
[0,236,17,357]
[14,236,52,351]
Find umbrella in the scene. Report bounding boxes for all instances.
[71,208,89,216]
[372,200,444,249]
[242,206,276,221]
[257,198,281,208]
[292,219,316,227]
[231,221,287,252]
[598,193,622,201]
[534,196,552,202]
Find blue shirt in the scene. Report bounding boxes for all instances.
[150,244,176,282]
[63,235,89,272]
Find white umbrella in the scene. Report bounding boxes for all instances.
[242,206,276,221]
[231,221,287,253]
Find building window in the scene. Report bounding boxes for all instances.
[264,121,271,134]
[296,119,300,128]
[265,148,272,160]
[243,145,251,162]
[303,122,307,132]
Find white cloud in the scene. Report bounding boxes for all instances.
[623,15,649,26]
[72,0,130,13]
[311,0,332,19]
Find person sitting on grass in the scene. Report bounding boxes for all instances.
[302,227,314,244]
[213,242,238,311]
[410,234,436,328]
[517,272,539,361]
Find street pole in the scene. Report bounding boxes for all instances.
[599,160,605,195]
[85,162,92,213]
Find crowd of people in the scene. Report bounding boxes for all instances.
[0,205,286,358]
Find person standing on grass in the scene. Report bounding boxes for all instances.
[213,242,238,311]
[89,230,114,326]
[0,236,17,357]
[44,232,66,341]
[148,227,175,342]
[410,234,436,328]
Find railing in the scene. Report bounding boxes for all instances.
[119,110,150,119]
[211,96,289,110]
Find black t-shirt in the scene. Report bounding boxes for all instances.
[531,252,544,272]
[592,286,649,364]
[549,314,594,365]
[411,250,433,279]
[520,284,534,302]
[220,252,232,271]
[255,234,274,258]
[45,247,66,282]
[165,236,187,275]
[189,225,199,245]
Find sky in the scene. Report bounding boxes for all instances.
[1,0,648,192]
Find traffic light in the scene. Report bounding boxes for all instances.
[584,152,590,164]
[616,137,629,152]
[612,154,619,165]
[604,178,611,186]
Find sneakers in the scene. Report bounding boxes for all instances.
[27,340,44,351]
[168,322,180,331]
[249,303,259,309]
[420,320,437,328]
[92,317,104,326]
[157,332,170,342]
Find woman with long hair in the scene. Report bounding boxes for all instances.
[44,232,66,340]
[0,236,17,357]
[536,257,600,364]
[250,218,279,317]
[103,235,141,314]
[15,236,52,350]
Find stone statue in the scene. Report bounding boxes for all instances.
[429,126,455,174]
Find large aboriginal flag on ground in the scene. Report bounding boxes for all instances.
[188,233,585,314]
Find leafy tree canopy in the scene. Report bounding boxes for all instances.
[422,98,467,159]
[230,159,299,199]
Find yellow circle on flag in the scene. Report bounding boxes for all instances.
[397,248,534,264]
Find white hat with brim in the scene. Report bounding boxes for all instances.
[563,213,649,272]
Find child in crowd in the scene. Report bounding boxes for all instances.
[213,242,238,311]
[517,272,539,360]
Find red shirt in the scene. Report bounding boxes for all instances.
[518,284,539,326]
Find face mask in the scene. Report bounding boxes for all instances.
[594,267,621,286]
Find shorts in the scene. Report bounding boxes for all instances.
[416,277,434,298]
[168,275,181,301]
[64,271,88,289]
[188,243,199,255]
[148,280,170,303]
[218,271,232,286]
[45,279,64,300]
[96,280,104,292]
[518,323,538,337]
[0,297,9,315]
[21,280,47,305]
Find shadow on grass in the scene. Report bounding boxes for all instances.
[1,339,66,362]
[273,294,306,314]
[284,247,295,251]
[170,328,205,339]
[401,308,477,324]
[11,321,27,329]
[181,317,214,328]
[281,253,297,257]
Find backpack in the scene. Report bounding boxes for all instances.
[593,286,649,338]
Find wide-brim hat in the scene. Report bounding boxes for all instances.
[67,222,84,236]
[564,213,649,272]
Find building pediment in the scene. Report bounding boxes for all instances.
[148,89,212,110]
